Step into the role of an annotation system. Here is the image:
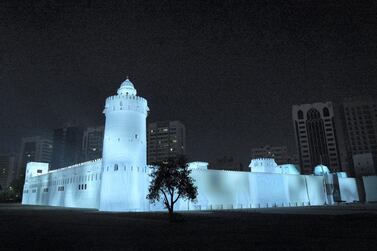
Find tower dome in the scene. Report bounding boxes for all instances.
[313,164,330,176]
[117,78,137,96]
[280,164,300,175]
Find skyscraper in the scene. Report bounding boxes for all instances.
[82,126,104,161]
[17,136,53,178]
[147,121,186,164]
[0,153,16,190]
[51,126,83,170]
[292,102,342,174]
[341,97,377,175]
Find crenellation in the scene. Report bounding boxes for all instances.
[104,94,148,115]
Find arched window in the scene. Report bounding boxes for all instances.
[307,108,321,120]
[323,107,330,117]
[298,110,304,120]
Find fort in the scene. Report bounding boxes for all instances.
[21,79,374,211]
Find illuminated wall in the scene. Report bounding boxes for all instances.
[22,161,101,209]
[338,177,359,202]
[176,170,324,210]
[22,160,360,211]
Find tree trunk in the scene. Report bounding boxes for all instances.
[168,189,174,222]
[168,207,173,222]
[168,195,175,222]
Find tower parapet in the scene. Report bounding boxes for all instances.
[104,95,148,115]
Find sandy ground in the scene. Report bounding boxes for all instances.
[1,203,377,250]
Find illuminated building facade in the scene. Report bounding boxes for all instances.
[22,80,362,211]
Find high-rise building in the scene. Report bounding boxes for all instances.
[251,145,289,165]
[292,102,342,174]
[51,126,83,169]
[82,126,104,161]
[17,136,53,177]
[342,97,377,175]
[352,153,375,177]
[147,121,186,164]
[0,153,16,190]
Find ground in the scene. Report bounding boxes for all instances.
[1,203,377,250]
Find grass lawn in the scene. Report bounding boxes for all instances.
[1,203,377,250]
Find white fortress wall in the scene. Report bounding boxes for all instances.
[304,175,327,205]
[338,177,359,202]
[22,161,360,211]
[250,173,289,207]
[178,169,328,211]
[99,165,150,211]
[284,174,310,206]
[22,160,102,209]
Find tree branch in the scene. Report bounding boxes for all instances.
[173,193,181,204]
[160,189,171,210]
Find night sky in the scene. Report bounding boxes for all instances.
[1,0,377,165]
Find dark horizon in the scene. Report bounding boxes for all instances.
[1,1,377,165]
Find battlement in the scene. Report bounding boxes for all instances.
[106,94,147,103]
[47,158,102,174]
[104,94,149,115]
[249,158,280,174]
[253,158,276,162]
